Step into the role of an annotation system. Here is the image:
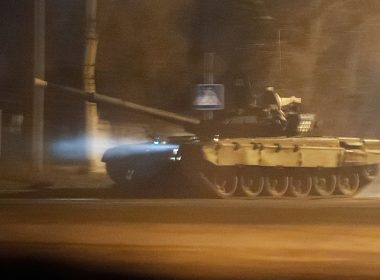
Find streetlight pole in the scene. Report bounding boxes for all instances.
[32,0,45,172]
[84,0,99,171]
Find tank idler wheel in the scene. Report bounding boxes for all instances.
[240,169,265,198]
[337,170,360,196]
[264,171,289,197]
[360,164,379,183]
[288,172,312,198]
[313,172,336,196]
[200,166,238,199]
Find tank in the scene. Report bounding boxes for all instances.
[36,79,380,198]
[177,91,380,198]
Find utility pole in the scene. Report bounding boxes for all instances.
[84,0,99,171]
[32,0,45,172]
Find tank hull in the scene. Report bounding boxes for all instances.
[179,137,380,198]
[101,136,380,198]
[199,137,380,168]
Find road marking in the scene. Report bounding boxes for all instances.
[1,197,380,209]
[0,198,102,204]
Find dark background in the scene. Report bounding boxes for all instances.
[2,0,380,163]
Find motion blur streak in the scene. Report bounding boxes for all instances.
[51,136,153,160]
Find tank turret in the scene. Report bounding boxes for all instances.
[34,78,314,139]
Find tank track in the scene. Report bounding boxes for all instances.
[193,163,378,199]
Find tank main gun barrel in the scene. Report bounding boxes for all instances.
[34,78,201,125]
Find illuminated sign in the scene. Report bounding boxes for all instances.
[193,84,224,110]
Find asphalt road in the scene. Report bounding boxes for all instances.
[2,190,380,280]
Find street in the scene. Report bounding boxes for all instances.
[2,187,380,279]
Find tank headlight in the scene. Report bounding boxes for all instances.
[170,148,181,161]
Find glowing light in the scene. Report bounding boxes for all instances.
[213,135,220,142]
[50,135,162,161]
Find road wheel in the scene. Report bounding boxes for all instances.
[313,171,336,196]
[288,171,312,198]
[200,166,238,199]
[265,171,289,197]
[360,164,379,184]
[240,168,264,198]
[337,170,360,196]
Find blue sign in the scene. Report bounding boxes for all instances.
[193,84,224,110]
